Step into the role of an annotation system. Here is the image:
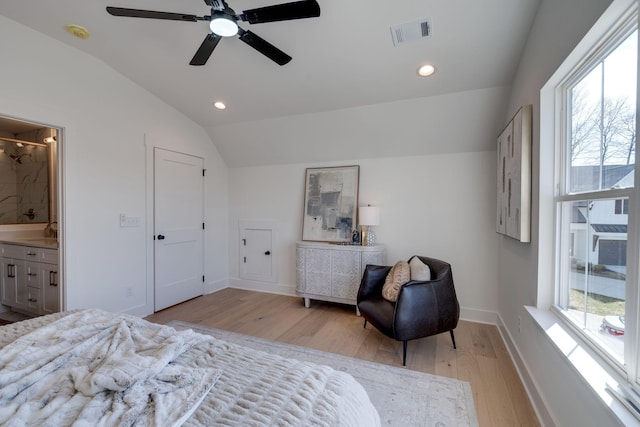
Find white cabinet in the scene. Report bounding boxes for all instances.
[1,244,29,309]
[296,241,384,312]
[41,263,60,315]
[0,244,59,316]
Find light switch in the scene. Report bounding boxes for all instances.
[120,213,142,228]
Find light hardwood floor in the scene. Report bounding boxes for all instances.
[145,288,539,427]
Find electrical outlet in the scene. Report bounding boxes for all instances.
[517,316,522,333]
[126,286,133,297]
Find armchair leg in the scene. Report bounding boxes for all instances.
[402,340,407,366]
[363,319,367,329]
[450,330,457,349]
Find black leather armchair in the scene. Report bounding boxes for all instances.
[357,256,460,366]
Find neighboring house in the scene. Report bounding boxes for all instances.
[570,165,633,268]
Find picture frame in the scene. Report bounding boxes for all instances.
[496,104,532,243]
[302,165,360,242]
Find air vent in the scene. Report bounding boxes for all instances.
[390,18,432,46]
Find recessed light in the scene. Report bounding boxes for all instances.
[65,24,90,40]
[213,101,227,110]
[417,64,436,77]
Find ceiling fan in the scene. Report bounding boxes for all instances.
[106,0,320,66]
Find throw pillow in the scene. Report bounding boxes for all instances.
[409,256,431,281]
[382,260,410,302]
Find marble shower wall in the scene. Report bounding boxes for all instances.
[0,128,50,224]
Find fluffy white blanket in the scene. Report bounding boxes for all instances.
[0,310,381,427]
[0,309,220,426]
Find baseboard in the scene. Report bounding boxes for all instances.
[460,307,498,324]
[220,283,498,325]
[496,314,554,427]
[205,277,228,294]
[227,278,296,297]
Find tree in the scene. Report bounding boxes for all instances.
[571,89,636,188]
[570,86,600,164]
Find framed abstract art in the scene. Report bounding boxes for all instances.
[302,165,360,242]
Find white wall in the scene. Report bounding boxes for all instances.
[222,84,511,322]
[498,0,619,425]
[228,150,500,322]
[208,87,509,168]
[0,16,229,316]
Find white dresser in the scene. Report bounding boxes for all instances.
[295,241,385,313]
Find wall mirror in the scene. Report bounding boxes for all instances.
[0,116,58,226]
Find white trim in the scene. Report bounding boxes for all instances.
[460,307,498,325]
[540,0,639,383]
[629,3,640,386]
[496,312,556,427]
[143,135,208,316]
[526,306,640,426]
[205,277,228,295]
[228,278,296,296]
[143,135,155,316]
[227,278,502,325]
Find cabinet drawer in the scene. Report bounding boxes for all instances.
[26,286,41,313]
[2,244,28,260]
[25,262,42,289]
[1,245,57,263]
[40,249,58,264]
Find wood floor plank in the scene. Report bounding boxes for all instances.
[144,288,539,427]
[487,323,540,425]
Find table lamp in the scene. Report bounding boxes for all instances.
[359,205,380,246]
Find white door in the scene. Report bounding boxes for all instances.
[154,148,204,311]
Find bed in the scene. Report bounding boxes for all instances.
[0,309,380,426]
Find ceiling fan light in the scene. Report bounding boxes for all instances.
[210,15,238,37]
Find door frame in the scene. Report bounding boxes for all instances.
[144,134,206,315]
[152,147,204,311]
[0,115,66,315]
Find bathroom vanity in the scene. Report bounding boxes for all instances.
[0,238,59,316]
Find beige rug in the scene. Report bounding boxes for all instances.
[168,321,478,427]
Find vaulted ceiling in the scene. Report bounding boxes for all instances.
[0,0,540,166]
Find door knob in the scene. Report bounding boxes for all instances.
[157,234,165,240]
[264,251,271,255]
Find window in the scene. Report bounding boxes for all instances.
[555,13,637,372]
[615,198,629,214]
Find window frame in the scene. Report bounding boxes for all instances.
[551,7,639,382]
[615,199,630,214]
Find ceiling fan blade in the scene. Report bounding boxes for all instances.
[240,0,320,24]
[190,34,222,66]
[106,7,200,22]
[238,29,292,65]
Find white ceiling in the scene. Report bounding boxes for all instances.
[0,0,540,164]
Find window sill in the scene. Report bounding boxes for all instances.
[525,306,640,426]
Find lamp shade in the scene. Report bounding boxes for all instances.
[359,206,380,226]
